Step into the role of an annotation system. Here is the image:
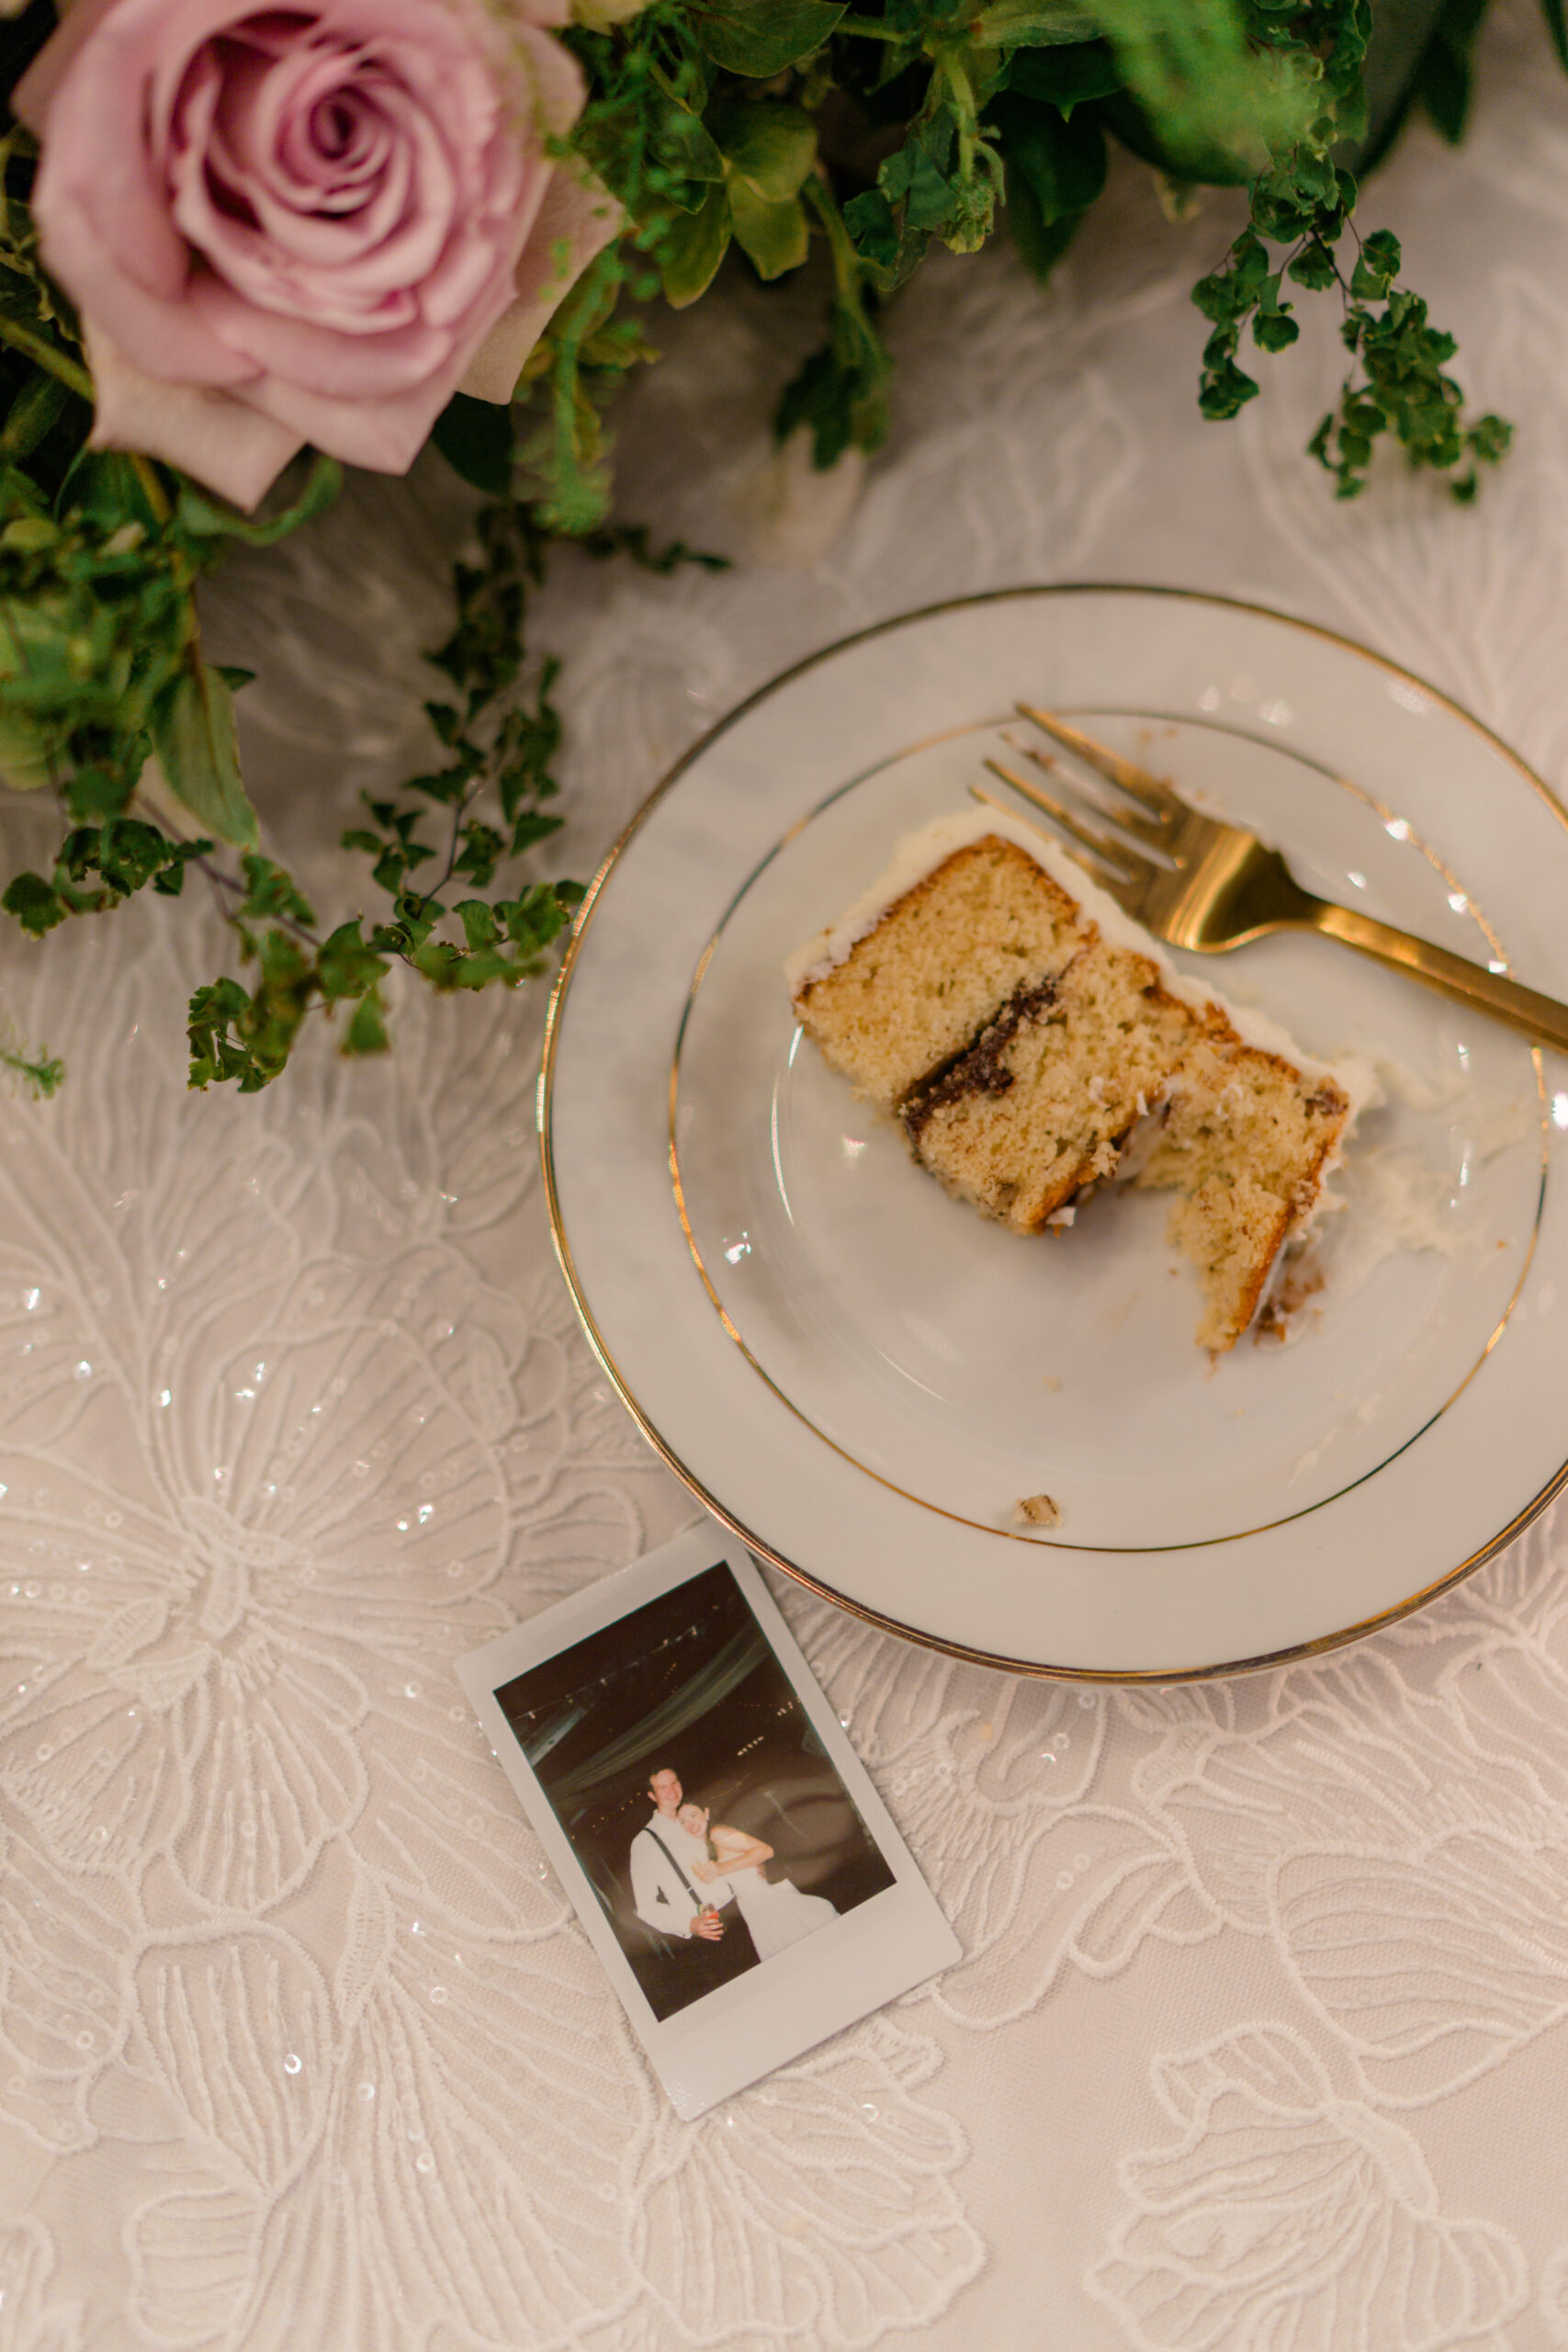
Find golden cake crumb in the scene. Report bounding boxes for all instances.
[1015,1494,1062,1528]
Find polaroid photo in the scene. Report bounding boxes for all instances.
[457,1525,960,2120]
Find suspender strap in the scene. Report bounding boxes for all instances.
[643,1826,704,1911]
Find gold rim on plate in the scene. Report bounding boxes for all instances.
[538,584,1568,1681]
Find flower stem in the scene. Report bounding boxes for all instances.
[0,314,92,402]
[131,455,172,526]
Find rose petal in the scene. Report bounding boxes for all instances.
[514,19,586,141]
[85,321,303,510]
[11,0,129,130]
[459,168,621,403]
[236,368,451,475]
[37,165,258,385]
[190,271,458,393]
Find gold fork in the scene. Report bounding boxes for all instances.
[972,704,1568,1056]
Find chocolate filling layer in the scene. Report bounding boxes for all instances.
[899,975,1060,1143]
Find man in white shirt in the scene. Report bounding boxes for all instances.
[629,1766,759,1995]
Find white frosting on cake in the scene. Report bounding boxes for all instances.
[784,806,1379,1234]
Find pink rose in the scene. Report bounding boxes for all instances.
[16,0,619,508]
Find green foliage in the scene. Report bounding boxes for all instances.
[1,1040,62,1096]
[1005,37,1122,111]
[691,0,846,77]
[180,504,729,1089]
[3,815,211,948]
[1179,1,1508,494]
[777,177,892,466]
[0,401,347,1096]
[150,663,257,849]
[1405,0,1489,145]
[184,502,588,1088]
[431,392,517,496]
[517,243,660,532]
[1195,198,1507,498]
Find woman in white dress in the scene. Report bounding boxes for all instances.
[678,1801,838,1962]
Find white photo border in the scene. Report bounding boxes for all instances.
[457,1525,960,2119]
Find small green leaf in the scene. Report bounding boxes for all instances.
[649,105,728,189]
[728,184,810,278]
[2,514,59,553]
[431,391,515,494]
[2,870,67,935]
[991,93,1106,224]
[1252,311,1300,353]
[149,664,259,850]
[902,147,960,234]
[0,1043,63,1097]
[1287,242,1338,292]
[237,852,316,929]
[1199,356,1260,421]
[709,102,817,201]
[1004,36,1122,111]
[689,0,844,77]
[660,184,731,307]
[186,977,253,1091]
[508,808,564,856]
[1004,161,1081,282]
[343,989,389,1056]
[317,918,389,1000]
[96,817,182,896]
[457,898,500,949]
[1350,228,1401,300]
[64,764,132,821]
[0,371,71,462]
[844,188,899,270]
[972,0,1099,42]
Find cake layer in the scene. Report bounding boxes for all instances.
[787,808,1365,1352]
[904,938,1194,1231]
[789,833,1086,1111]
[1138,1025,1353,1349]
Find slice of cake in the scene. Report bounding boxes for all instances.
[786,808,1365,1352]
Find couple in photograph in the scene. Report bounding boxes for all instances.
[630,1766,838,1985]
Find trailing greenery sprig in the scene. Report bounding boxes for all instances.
[1,1034,60,1095]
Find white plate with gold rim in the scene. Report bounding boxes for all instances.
[540,588,1568,1679]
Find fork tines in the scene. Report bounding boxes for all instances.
[1014,706,1180,823]
[972,770,1137,889]
[976,705,1190,889]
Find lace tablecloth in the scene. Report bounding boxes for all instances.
[6,8,1568,2345]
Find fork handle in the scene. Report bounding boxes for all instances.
[1301,896,1568,1056]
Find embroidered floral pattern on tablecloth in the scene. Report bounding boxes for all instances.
[1086,2024,1527,2351]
